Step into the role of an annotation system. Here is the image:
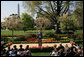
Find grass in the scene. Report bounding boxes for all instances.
[74,30,83,34]
[1,30,54,36]
[1,29,83,36]
[1,30,26,36]
[31,52,50,56]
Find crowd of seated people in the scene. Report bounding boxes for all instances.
[1,43,83,56]
[1,45,31,56]
[50,43,83,56]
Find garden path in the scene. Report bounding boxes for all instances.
[5,43,76,49]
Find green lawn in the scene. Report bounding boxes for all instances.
[1,30,26,35]
[1,30,83,36]
[1,30,54,36]
[74,30,83,34]
[31,52,50,56]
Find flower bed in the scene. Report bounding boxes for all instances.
[16,37,59,43]
[70,41,75,44]
[27,37,36,42]
[20,39,59,43]
[4,42,12,48]
[9,36,83,44]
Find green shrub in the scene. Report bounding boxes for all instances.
[1,37,13,42]
[25,33,37,39]
[69,39,74,41]
[77,34,83,38]
[3,44,12,48]
[61,36,68,39]
[12,41,21,44]
[44,32,55,38]
[1,35,18,37]
[1,37,9,41]
[14,33,37,41]
[31,34,37,37]
[75,40,83,43]
[75,37,83,40]
[14,35,26,41]
[60,40,70,43]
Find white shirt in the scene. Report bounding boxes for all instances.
[17,51,21,55]
[51,51,58,56]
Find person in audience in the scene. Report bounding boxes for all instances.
[65,48,71,56]
[19,45,24,51]
[57,43,64,51]
[6,46,11,56]
[17,49,21,56]
[25,45,29,50]
[58,49,65,56]
[64,44,69,54]
[69,45,77,56]
[51,49,58,56]
[1,49,7,56]
[81,47,83,56]
[20,52,24,56]
[53,44,57,50]
[70,44,76,51]
[75,48,82,56]
[23,49,27,56]
[13,45,18,56]
[76,44,81,50]
[9,48,15,56]
[25,45,31,56]
[1,43,83,56]
[26,49,32,56]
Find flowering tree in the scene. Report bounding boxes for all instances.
[3,15,23,38]
[35,17,51,30]
[59,13,79,32]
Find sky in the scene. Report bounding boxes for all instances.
[1,1,29,22]
[1,1,76,22]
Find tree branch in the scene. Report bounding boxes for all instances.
[38,6,51,16]
[49,1,54,13]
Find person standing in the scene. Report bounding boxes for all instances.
[37,29,43,48]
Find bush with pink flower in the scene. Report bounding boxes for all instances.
[4,42,12,48]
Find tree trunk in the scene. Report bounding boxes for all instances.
[55,22,61,34]
[55,1,61,34]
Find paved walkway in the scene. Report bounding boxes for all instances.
[5,43,75,50]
